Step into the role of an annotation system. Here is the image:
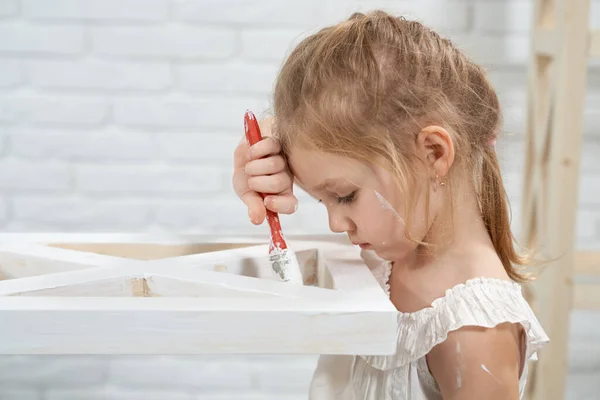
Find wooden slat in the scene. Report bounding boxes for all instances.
[575,251,600,275]
[524,0,592,399]
[574,283,600,309]
[535,29,558,56]
[588,30,600,57]
[0,296,397,355]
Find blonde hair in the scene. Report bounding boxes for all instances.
[272,10,528,281]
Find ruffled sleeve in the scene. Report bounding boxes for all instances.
[359,249,392,295]
[359,277,550,371]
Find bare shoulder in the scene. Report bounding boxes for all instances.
[426,322,524,400]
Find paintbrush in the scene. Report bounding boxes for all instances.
[243,109,304,285]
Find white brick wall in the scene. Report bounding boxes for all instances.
[0,0,598,399]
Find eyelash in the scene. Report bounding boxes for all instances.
[318,191,357,205]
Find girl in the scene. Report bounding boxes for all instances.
[232,10,548,400]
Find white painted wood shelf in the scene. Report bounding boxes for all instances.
[0,233,397,356]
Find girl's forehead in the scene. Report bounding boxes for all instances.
[288,149,372,190]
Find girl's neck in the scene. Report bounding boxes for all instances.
[403,182,496,271]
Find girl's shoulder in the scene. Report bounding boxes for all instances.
[359,250,550,370]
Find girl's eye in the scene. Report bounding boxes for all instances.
[316,191,357,205]
[336,191,356,205]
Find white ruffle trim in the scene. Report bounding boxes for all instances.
[360,275,550,370]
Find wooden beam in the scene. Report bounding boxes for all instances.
[535,29,557,57]
[523,0,591,399]
[588,30,600,57]
[574,283,600,310]
[575,251,600,275]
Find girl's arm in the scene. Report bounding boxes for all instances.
[426,322,523,400]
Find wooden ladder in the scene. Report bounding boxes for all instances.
[522,0,600,399]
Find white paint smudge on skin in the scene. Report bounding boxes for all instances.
[456,342,462,389]
[284,202,298,213]
[481,364,501,384]
[373,190,405,225]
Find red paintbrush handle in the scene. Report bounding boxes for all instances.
[244,110,288,251]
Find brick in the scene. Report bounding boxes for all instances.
[155,198,265,233]
[195,395,306,400]
[474,1,532,33]
[75,165,223,194]
[155,132,241,162]
[0,134,7,155]
[581,140,600,171]
[452,34,529,67]
[106,388,193,400]
[23,0,167,21]
[486,68,527,100]
[13,197,152,230]
[580,175,600,207]
[177,63,278,95]
[0,23,84,55]
[0,0,18,17]
[173,0,322,26]
[0,59,22,87]
[0,95,108,126]
[0,197,9,222]
[584,94,600,137]
[565,370,600,400]
[0,160,70,191]
[0,356,106,385]
[43,388,105,400]
[499,171,523,202]
[113,97,268,129]
[29,60,171,91]
[318,0,470,32]
[92,27,237,59]
[241,29,309,62]
[45,387,193,400]
[0,389,39,400]
[496,138,526,174]
[107,356,253,389]
[593,0,600,30]
[576,210,599,241]
[10,128,158,161]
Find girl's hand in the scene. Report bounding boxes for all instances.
[232,118,298,225]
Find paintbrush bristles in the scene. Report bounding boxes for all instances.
[269,247,304,285]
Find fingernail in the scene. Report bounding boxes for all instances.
[263,196,273,206]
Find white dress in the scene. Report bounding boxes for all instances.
[308,250,550,400]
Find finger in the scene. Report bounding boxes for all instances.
[240,191,266,225]
[264,194,299,214]
[247,172,292,194]
[244,156,286,177]
[248,137,282,161]
[233,138,250,169]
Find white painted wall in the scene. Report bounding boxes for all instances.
[0,0,598,399]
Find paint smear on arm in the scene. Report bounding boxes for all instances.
[481,364,501,384]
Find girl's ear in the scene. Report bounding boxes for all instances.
[415,125,455,178]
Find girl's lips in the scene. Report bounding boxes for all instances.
[358,243,371,249]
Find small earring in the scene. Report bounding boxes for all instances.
[436,174,446,187]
